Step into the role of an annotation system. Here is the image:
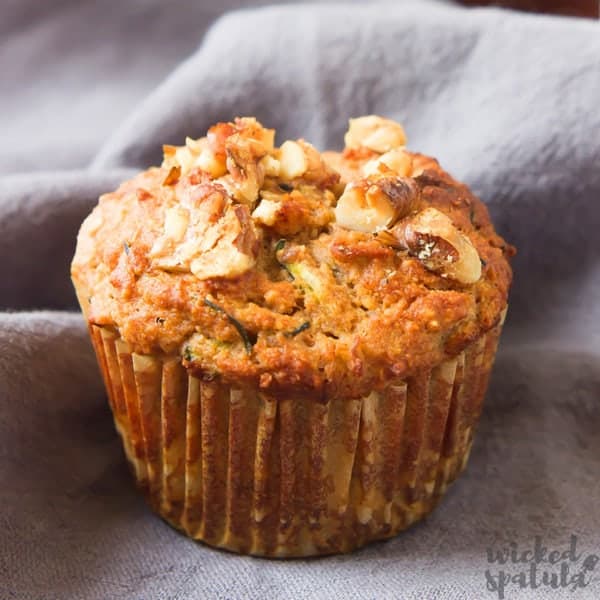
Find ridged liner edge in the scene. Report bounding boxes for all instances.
[89,312,505,557]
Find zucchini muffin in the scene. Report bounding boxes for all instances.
[72,115,514,556]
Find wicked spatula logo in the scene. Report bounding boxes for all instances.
[484,535,598,598]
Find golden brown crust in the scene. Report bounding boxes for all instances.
[72,116,514,399]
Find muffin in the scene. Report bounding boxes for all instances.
[71,115,514,557]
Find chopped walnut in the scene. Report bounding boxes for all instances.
[223,134,268,204]
[362,148,413,178]
[344,115,407,153]
[279,140,308,180]
[396,208,482,284]
[334,176,419,233]
[150,186,258,279]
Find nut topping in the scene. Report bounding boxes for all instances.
[190,204,259,280]
[251,198,280,226]
[195,147,228,178]
[334,184,389,232]
[223,134,268,204]
[344,115,407,153]
[259,155,281,177]
[163,206,189,242]
[362,148,413,178]
[400,208,482,284]
[153,116,482,285]
[279,140,308,180]
[334,176,418,233]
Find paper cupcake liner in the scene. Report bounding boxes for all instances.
[89,311,505,557]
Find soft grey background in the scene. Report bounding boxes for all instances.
[1,1,599,599]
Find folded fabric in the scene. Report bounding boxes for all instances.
[1,1,599,599]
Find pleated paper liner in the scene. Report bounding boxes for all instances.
[88,310,506,557]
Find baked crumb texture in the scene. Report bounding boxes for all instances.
[72,115,514,398]
[73,116,514,556]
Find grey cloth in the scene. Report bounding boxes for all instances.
[1,1,599,599]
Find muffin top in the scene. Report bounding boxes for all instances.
[72,116,514,399]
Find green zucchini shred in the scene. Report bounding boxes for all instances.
[274,238,294,280]
[203,298,254,354]
[286,321,310,338]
